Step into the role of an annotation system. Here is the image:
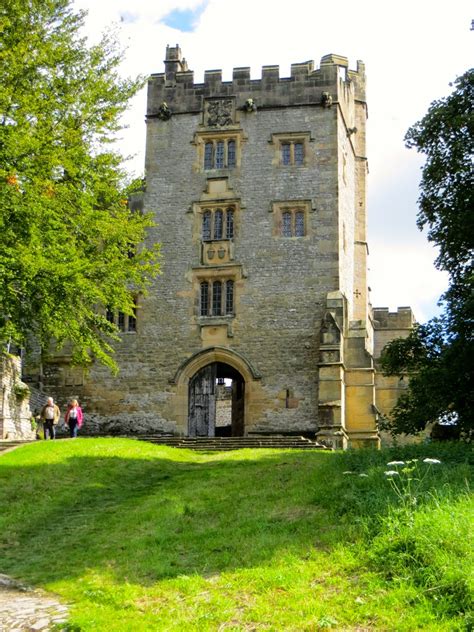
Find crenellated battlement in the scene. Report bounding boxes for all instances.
[147,46,366,118]
[372,307,415,363]
[373,307,415,330]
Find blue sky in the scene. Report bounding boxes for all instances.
[161,4,207,32]
[74,0,472,322]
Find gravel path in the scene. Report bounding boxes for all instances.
[0,575,70,631]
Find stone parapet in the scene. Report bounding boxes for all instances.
[373,306,415,330]
[147,48,366,118]
[373,307,415,360]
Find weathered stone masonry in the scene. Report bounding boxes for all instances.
[36,46,412,447]
[1,354,35,440]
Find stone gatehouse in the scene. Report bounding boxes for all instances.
[32,46,413,448]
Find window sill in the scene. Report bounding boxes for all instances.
[198,315,234,323]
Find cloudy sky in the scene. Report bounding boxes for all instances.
[74,0,472,323]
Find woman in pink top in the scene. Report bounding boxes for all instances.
[65,399,83,438]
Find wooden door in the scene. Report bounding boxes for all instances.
[232,378,245,436]
[188,364,216,437]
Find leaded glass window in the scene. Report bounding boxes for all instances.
[106,305,138,332]
[200,282,209,316]
[294,142,304,165]
[226,208,234,239]
[282,212,292,237]
[276,136,307,166]
[225,280,234,315]
[202,210,212,241]
[204,143,213,170]
[201,207,236,242]
[215,141,225,168]
[199,279,235,318]
[127,299,137,332]
[202,138,238,169]
[128,313,136,332]
[281,143,291,165]
[214,209,223,239]
[295,211,305,237]
[227,140,236,167]
[212,281,222,316]
[280,208,306,237]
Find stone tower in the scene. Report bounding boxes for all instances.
[33,46,413,447]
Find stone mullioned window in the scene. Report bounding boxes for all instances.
[106,298,138,332]
[200,279,234,317]
[282,209,305,237]
[270,132,312,167]
[202,206,235,241]
[272,201,310,238]
[194,131,243,172]
[204,139,236,170]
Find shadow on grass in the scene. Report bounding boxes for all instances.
[0,439,471,589]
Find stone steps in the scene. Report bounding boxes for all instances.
[135,435,328,451]
[0,436,329,453]
[0,440,35,454]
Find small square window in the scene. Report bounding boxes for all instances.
[273,201,309,239]
[272,133,310,167]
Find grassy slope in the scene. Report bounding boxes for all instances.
[0,439,472,631]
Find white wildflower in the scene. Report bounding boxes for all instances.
[423,458,441,464]
[384,470,399,476]
[343,471,354,474]
[359,473,369,478]
[387,461,405,466]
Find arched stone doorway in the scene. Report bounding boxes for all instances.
[188,362,245,437]
[171,346,261,437]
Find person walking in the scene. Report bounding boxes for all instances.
[40,397,60,440]
[64,399,83,438]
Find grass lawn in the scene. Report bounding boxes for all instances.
[0,439,472,631]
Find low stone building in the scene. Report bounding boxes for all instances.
[29,46,414,448]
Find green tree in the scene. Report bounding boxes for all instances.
[381,69,473,437]
[0,0,160,370]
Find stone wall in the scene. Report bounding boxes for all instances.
[373,307,416,445]
[0,354,35,440]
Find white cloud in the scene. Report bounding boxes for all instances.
[368,241,449,322]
